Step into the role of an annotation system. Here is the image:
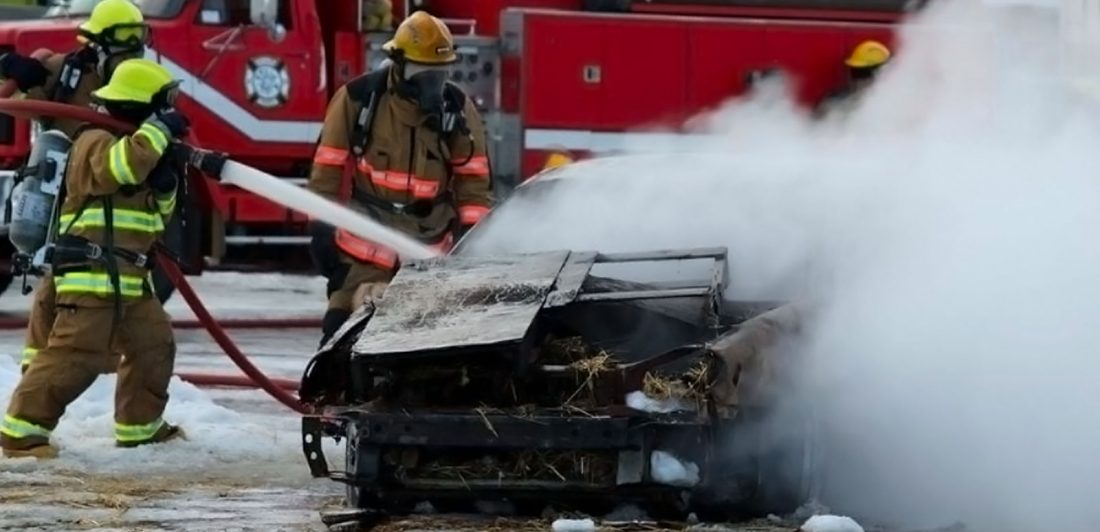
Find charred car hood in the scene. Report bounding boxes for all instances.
[351,248,731,363]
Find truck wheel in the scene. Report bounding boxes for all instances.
[151,264,176,304]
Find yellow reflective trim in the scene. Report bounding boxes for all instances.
[115,418,165,442]
[0,414,51,439]
[136,123,168,155]
[155,193,176,217]
[109,139,137,185]
[59,208,165,234]
[56,272,146,298]
[20,347,38,367]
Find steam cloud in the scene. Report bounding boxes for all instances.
[468,0,1100,530]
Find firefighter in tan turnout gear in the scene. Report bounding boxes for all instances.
[0,0,149,372]
[0,58,227,459]
[308,10,493,344]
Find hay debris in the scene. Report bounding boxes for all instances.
[544,336,607,364]
[564,352,617,406]
[641,360,716,411]
[475,407,500,438]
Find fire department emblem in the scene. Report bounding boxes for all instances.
[245,56,289,109]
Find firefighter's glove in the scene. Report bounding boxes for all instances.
[149,109,190,139]
[0,53,49,92]
[146,163,178,194]
[187,148,228,179]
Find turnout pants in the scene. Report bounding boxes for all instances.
[20,274,122,373]
[1,293,176,450]
[321,257,394,345]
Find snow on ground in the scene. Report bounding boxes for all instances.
[800,515,866,532]
[0,357,332,472]
[0,272,342,531]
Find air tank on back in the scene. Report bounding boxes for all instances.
[8,129,70,257]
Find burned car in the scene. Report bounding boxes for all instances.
[299,155,821,525]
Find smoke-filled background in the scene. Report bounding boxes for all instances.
[465,0,1100,530]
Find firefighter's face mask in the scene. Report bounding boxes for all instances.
[397,63,452,128]
[849,66,877,89]
[84,23,151,80]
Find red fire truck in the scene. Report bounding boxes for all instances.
[0,0,911,295]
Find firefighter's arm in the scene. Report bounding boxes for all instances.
[309,86,353,204]
[148,152,183,223]
[449,100,492,227]
[84,120,171,196]
[1,51,52,95]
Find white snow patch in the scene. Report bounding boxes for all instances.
[800,515,865,532]
[0,356,339,473]
[649,450,700,488]
[551,518,597,532]
[625,391,694,414]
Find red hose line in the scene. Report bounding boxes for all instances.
[0,316,320,330]
[176,372,299,391]
[157,251,310,414]
[0,80,16,99]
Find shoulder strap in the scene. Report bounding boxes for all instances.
[47,51,87,105]
[346,67,391,157]
[441,82,469,136]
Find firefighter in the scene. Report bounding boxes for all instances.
[308,10,493,345]
[0,0,149,373]
[363,0,394,31]
[815,40,892,118]
[0,58,225,459]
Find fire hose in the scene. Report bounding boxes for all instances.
[0,97,311,413]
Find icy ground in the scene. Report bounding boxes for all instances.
[0,272,345,531]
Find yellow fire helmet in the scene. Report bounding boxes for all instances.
[77,0,149,49]
[382,10,457,65]
[93,58,177,105]
[845,40,891,69]
[542,151,574,171]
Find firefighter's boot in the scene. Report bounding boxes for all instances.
[1,435,58,460]
[116,423,186,448]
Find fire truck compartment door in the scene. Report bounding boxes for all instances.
[519,13,689,133]
[187,0,323,123]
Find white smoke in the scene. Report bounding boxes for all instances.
[467,0,1100,530]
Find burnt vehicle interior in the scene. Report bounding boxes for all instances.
[299,243,815,524]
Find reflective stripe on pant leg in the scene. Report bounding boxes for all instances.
[115,418,165,443]
[0,414,51,439]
